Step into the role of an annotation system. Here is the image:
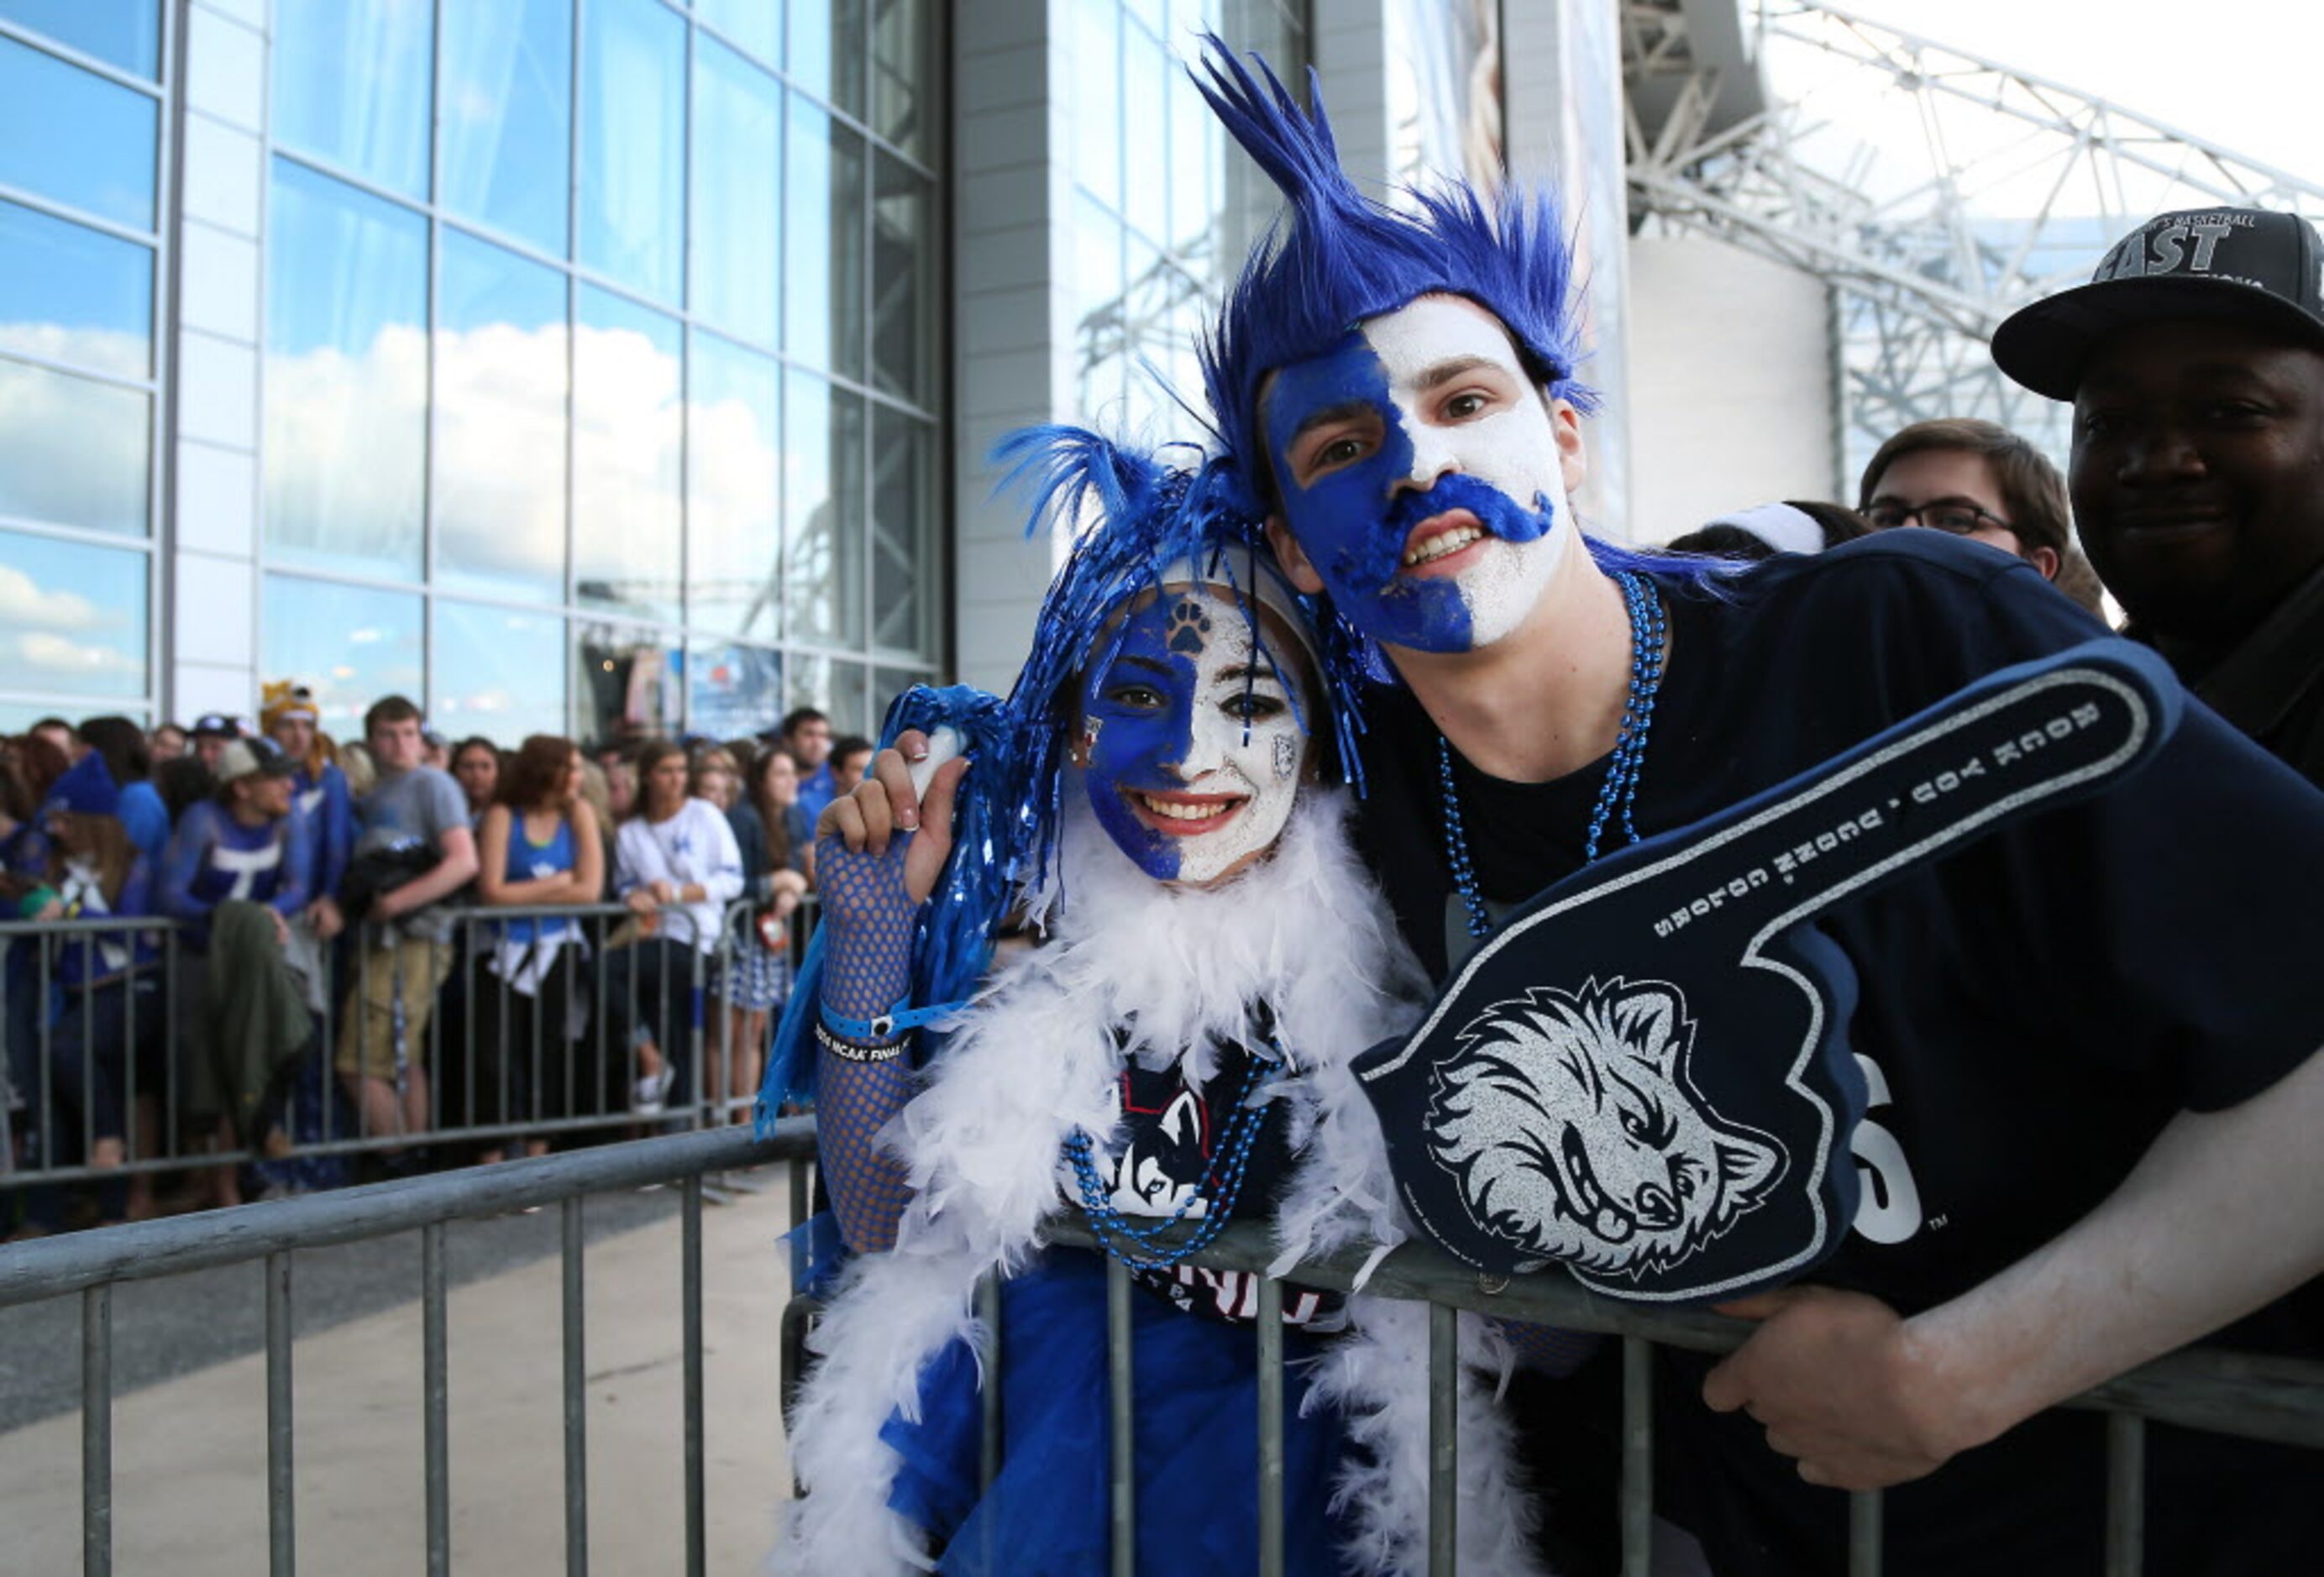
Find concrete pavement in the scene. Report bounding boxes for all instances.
[0,1173,800,1574]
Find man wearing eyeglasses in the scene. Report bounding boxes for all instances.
[1857,417,2108,616]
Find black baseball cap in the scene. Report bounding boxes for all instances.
[191,712,243,739]
[1992,207,2324,401]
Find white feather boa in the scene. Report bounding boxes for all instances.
[777,791,1550,1575]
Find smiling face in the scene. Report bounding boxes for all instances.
[2070,319,2324,642]
[1077,585,1312,888]
[1262,294,1578,654]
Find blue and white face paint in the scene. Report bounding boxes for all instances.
[1078,584,1309,888]
[1263,294,1572,654]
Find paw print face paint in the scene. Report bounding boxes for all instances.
[1079,585,1310,887]
[1263,294,1571,654]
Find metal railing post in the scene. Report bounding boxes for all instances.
[82,1283,113,1577]
[682,1172,706,1577]
[423,1222,450,1577]
[2106,1412,2146,1577]
[265,1250,295,1577]
[1428,1302,1457,1576]
[1622,1335,1654,1577]
[1848,1490,1884,1577]
[1255,1276,1284,1577]
[1107,1255,1135,1577]
[563,1194,589,1577]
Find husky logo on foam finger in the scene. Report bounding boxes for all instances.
[1428,977,1785,1279]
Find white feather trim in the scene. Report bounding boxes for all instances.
[779,790,1544,1576]
[1307,1300,1552,1577]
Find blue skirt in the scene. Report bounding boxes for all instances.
[882,1250,1351,1575]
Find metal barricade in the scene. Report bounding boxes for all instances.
[3,896,818,1202]
[1025,1217,2324,1577]
[779,1209,2324,1577]
[0,1120,814,1577]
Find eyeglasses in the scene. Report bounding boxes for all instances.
[1865,501,2012,535]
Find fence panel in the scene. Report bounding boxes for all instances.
[3,898,817,1202]
[2,1123,812,1576]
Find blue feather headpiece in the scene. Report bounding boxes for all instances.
[755,427,1364,1126]
[1191,37,1597,516]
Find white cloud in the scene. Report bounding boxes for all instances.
[0,563,107,631]
[13,629,142,681]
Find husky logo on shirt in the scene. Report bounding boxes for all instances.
[1427,978,1785,1280]
[1357,642,2183,1303]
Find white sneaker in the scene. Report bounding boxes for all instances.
[632,1066,674,1115]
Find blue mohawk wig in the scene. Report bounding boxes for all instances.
[1192,37,1597,514]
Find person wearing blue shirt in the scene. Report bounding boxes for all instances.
[159,736,315,1207]
[75,717,170,869]
[265,682,353,940]
[12,753,161,1229]
[777,707,837,821]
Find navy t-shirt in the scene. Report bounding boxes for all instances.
[1351,532,2324,1575]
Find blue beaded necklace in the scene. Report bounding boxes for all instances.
[1439,570,1666,941]
[1065,1040,1276,1271]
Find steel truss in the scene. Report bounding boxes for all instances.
[1622,0,2324,483]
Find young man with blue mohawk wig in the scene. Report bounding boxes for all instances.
[857,38,2324,1577]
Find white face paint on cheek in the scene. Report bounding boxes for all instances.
[1359,297,1566,508]
[1359,296,1576,648]
[1171,600,1309,887]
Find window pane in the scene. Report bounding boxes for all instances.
[573,286,682,621]
[1067,0,1119,212]
[580,0,685,305]
[0,360,149,534]
[261,574,422,735]
[0,34,156,228]
[0,1,160,77]
[0,198,151,379]
[1068,191,1125,422]
[687,641,781,739]
[869,151,929,403]
[784,369,863,647]
[434,229,566,603]
[440,0,572,257]
[0,529,146,699]
[698,0,779,69]
[690,37,781,347]
[433,600,567,746]
[870,407,928,656]
[872,665,931,737]
[1167,68,1216,257]
[1122,17,1168,246]
[867,0,926,156]
[574,619,679,747]
[785,0,864,118]
[265,160,428,581]
[784,96,864,379]
[784,650,866,736]
[687,331,780,641]
[273,0,433,201]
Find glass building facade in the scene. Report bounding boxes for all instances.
[2,2,1620,739]
[0,0,941,742]
[0,4,167,731]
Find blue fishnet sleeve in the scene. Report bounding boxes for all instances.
[813,828,925,1253]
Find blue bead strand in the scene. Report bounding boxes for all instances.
[1065,1052,1272,1271]
[1440,571,1666,941]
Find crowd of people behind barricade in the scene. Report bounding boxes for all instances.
[0,692,847,1239]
